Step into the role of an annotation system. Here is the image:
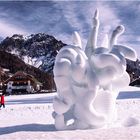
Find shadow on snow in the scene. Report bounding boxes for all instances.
[118,91,140,99]
[0,124,56,135]
[6,96,54,105]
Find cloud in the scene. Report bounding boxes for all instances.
[0,20,28,38]
[0,1,122,42]
[40,1,139,52]
[54,1,123,48]
[0,1,139,56]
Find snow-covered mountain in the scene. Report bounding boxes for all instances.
[0,33,65,74]
[0,33,139,86]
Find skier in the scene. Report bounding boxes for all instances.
[0,94,5,108]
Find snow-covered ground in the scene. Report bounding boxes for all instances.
[0,86,140,140]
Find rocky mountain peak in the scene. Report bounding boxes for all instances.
[0,33,66,74]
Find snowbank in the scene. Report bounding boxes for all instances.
[0,87,140,140]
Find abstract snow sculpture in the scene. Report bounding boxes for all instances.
[85,10,136,125]
[53,31,104,130]
[53,9,137,130]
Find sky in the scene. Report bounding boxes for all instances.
[0,1,140,57]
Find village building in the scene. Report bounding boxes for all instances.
[0,67,9,90]
[4,71,42,94]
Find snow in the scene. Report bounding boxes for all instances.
[53,10,137,130]
[0,86,140,140]
[23,55,43,68]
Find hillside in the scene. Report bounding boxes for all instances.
[0,50,53,90]
[0,33,66,74]
[126,59,140,82]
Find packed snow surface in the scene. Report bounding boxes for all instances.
[0,86,140,140]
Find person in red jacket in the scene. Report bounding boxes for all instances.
[0,94,5,108]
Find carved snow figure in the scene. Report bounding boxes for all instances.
[53,9,137,130]
[85,10,137,125]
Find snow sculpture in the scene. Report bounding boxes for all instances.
[53,9,137,130]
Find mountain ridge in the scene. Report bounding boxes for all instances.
[0,33,66,74]
[0,33,139,89]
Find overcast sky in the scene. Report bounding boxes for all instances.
[0,1,140,57]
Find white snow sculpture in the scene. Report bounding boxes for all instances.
[53,9,137,130]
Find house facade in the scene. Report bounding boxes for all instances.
[4,71,42,94]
